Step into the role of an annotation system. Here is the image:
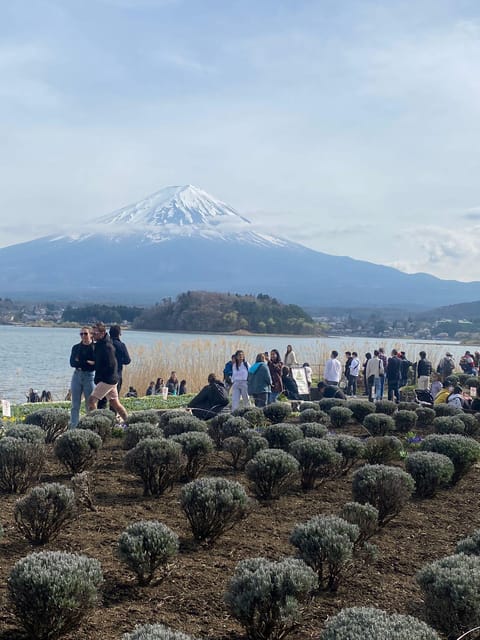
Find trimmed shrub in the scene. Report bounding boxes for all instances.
[433,404,461,417]
[118,520,179,585]
[222,437,245,471]
[5,424,45,444]
[263,423,303,451]
[220,417,251,440]
[125,438,182,496]
[14,482,76,545]
[363,435,403,465]
[54,429,102,474]
[123,625,195,640]
[417,553,480,637]
[223,431,269,471]
[300,422,328,439]
[289,438,341,490]
[352,464,415,525]
[433,416,466,435]
[329,407,353,429]
[77,414,112,442]
[159,409,188,427]
[398,401,419,412]
[299,401,319,412]
[162,415,207,438]
[89,408,116,425]
[246,449,299,500]
[171,432,214,480]
[319,398,346,412]
[263,402,292,424]
[238,407,267,428]
[466,376,480,389]
[24,408,69,443]
[319,606,440,639]
[297,408,330,425]
[363,413,395,436]
[456,529,480,555]
[374,400,397,416]
[420,434,480,483]
[225,557,316,640]
[457,413,480,437]
[123,422,164,450]
[339,502,378,545]
[8,550,103,640]
[394,410,418,433]
[416,407,436,427]
[180,477,248,542]
[128,410,161,426]
[405,452,454,498]
[242,431,269,464]
[290,515,359,591]
[329,435,365,474]
[207,413,232,448]
[347,401,375,423]
[0,437,45,493]
[71,471,95,511]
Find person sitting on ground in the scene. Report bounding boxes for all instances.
[154,378,164,395]
[178,380,187,395]
[166,371,179,395]
[188,373,229,420]
[447,385,466,410]
[281,366,300,400]
[317,381,346,400]
[434,381,452,405]
[429,374,442,399]
[146,381,155,396]
[125,386,138,398]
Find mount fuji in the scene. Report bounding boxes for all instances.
[1,184,480,307]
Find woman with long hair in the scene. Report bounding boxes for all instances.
[284,344,298,367]
[268,349,283,404]
[231,350,250,411]
[247,353,272,408]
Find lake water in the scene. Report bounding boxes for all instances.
[0,325,478,403]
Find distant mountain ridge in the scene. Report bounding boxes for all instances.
[1,184,480,308]
[416,300,480,321]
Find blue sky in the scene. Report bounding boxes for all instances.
[1,0,480,280]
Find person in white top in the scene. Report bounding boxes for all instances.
[231,350,250,411]
[284,345,298,368]
[324,350,342,385]
[347,351,360,397]
[366,349,384,401]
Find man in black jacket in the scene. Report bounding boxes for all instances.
[188,373,229,419]
[87,322,128,421]
[386,349,401,402]
[69,326,95,428]
[417,351,432,390]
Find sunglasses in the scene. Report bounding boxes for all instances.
[80,332,89,336]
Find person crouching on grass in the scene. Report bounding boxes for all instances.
[87,321,128,423]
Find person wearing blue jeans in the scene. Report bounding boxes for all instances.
[69,327,95,428]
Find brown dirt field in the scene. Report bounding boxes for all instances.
[0,433,479,640]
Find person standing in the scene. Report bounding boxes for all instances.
[366,350,384,401]
[231,350,250,411]
[347,352,360,397]
[417,351,432,390]
[324,350,342,386]
[223,355,235,394]
[98,324,131,409]
[284,344,298,368]
[69,326,95,428]
[386,349,401,403]
[436,352,455,382]
[268,349,283,404]
[378,347,388,399]
[248,353,272,407]
[87,322,128,422]
[399,351,412,388]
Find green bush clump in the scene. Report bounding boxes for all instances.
[8,550,103,640]
[207,413,232,448]
[319,398,346,413]
[363,435,403,465]
[125,438,182,496]
[300,422,328,439]
[299,401,319,412]
[339,502,378,545]
[456,529,480,555]
[466,376,480,389]
[433,416,466,435]
[405,452,454,498]
[363,413,395,436]
[398,401,419,411]
[263,402,292,424]
[457,413,480,437]
[88,408,116,424]
[394,410,418,433]
[263,423,303,451]
[171,432,214,480]
[417,553,480,637]
[180,477,248,542]
[319,606,440,639]
[123,625,195,640]
[5,424,45,444]
[128,410,161,426]
[347,401,375,423]
[290,515,359,591]
[374,400,397,416]
[416,407,436,427]
[0,437,45,493]
[222,432,269,471]
[352,464,414,525]
[420,434,480,483]
[329,407,353,429]
[54,429,102,474]
[246,449,299,499]
[123,422,164,450]
[237,407,267,428]
[297,409,330,425]
[329,435,365,474]
[220,416,252,440]
[118,520,179,585]
[77,414,113,442]
[14,482,76,545]
[289,438,341,490]
[162,415,207,438]
[225,557,316,640]
[24,408,69,443]
[433,404,461,417]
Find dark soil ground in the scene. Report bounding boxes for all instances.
[0,429,479,640]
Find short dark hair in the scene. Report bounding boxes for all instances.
[207,373,217,383]
[419,351,426,358]
[331,350,338,358]
[93,321,106,333]
[109,324,121,339]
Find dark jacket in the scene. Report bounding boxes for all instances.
[70,342,95,372]
[248,362,272,395]
[93,335,119,385]
[268,360,283,393]
[386,356,401,381]
[111,337,131,376]
[282,374,299,400]
[188,380,229,419]
[417,358,432,377]
[322,385,346,399]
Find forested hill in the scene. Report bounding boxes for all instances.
[132,291,318,334]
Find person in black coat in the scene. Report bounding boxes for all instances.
[281,366,300,400]
[386,349,401,403]
[188,373,229,420]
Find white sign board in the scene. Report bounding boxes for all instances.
[1,399,11,417]
[290,367,310,395]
